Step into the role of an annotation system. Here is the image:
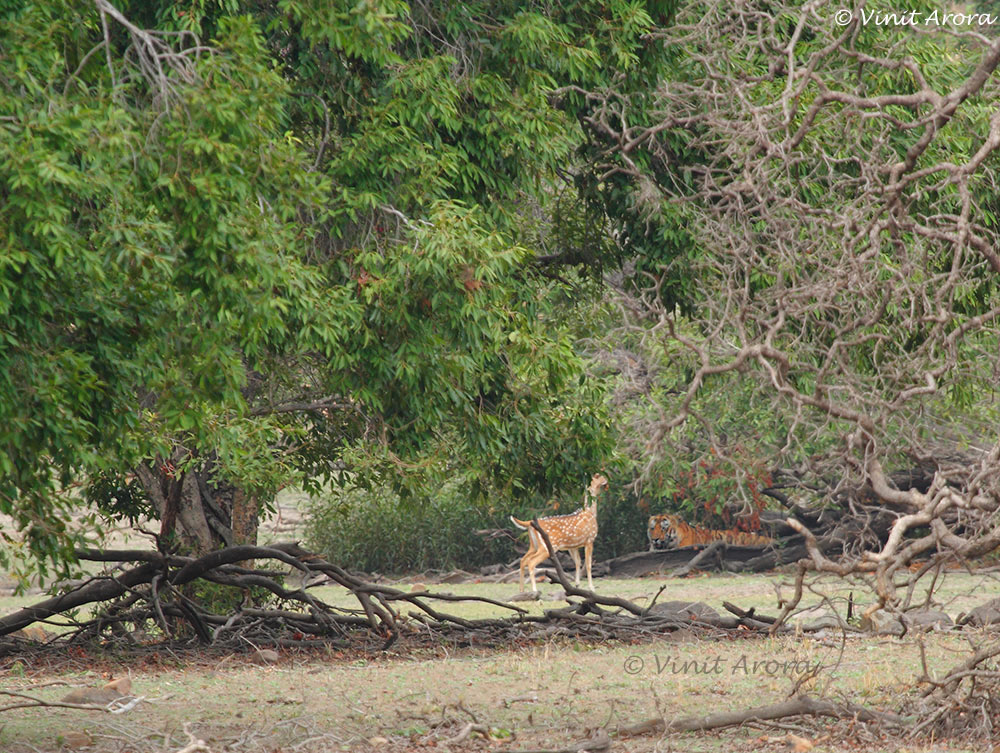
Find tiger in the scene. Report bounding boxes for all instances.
[647,514,772,551]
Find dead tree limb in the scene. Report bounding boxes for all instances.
[618,694,908,736]
[721,601,778,625]
[0,563,160,636]
[0,690,140,714]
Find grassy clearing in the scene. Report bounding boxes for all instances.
[2,571,997,752]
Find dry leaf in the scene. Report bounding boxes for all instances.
[786,733,814,752]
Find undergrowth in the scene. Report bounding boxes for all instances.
[303,476,647,574]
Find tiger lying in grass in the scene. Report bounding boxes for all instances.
[647,514,772,551]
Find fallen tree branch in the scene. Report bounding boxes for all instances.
[722,601,778,625]
[1,541,801,652]
[0,563,160,636]
[441,721,492,744]
[618,693,908,736]
[0,690,140,714]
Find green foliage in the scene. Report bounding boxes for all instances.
[592,480,649,558]
[0,2,329,573]
[304,478,518,573]
[85,472,153,525]
[188,580,277,615]
[3,0,677,577]
[248,0,636,495]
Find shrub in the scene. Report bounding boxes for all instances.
[303,480,517,574]
[304,474,647,574]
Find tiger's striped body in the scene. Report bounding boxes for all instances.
[647,514,772,551]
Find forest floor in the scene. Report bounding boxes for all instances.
[2,571,998,753]
[2,496,998,752]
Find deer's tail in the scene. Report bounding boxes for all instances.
[510,516,531,530]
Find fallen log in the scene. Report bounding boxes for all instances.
[618,693,908,736]
[601,544,794,578]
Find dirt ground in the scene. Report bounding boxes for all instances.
[0,630,980,753]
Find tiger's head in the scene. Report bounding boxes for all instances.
[647,514,679,551]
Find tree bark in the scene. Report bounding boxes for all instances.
[228,487,259,547]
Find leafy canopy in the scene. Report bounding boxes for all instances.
[1,0,664,572]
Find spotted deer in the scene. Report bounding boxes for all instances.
[510,473,609,592]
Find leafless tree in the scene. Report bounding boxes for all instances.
[577,1,1000,737]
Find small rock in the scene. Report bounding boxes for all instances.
[902,608,952,632]
[798,616,845,632]
[962,598,1000,627]
[860,609,903,636]
[508,591,540,602]
[61,730,93,749]
[368,736,389,746]
[409,582,427,593]
[252,648,280,664]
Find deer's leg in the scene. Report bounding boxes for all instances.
[585,541,594,590]
[525,546,552,592]
[570,548,581,586]
[519,533,541,592]
[526,550,542,592]
[517,530,539,592]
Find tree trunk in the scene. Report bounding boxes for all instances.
[222,486,259,547]
[136,457,261,555]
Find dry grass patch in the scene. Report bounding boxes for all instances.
[2,569,997,752]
